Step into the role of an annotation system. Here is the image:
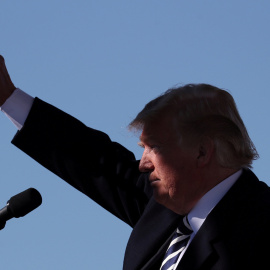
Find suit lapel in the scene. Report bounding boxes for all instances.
[141,229,176,270]
[177,218,219,270]
[124,198,180,270]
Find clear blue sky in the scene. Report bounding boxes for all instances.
[1,1,270,269]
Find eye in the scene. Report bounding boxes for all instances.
[138,142,160,153]
[149,145,161,152]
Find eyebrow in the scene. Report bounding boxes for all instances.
[139,136,153,145]
[139,135,163,146]
[139,133,156,142]
[137,141,144,148]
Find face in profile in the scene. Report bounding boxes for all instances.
[138,115,206,215]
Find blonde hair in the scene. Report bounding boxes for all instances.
[129,84,258,169]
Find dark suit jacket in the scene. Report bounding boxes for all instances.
[11,98,270,270]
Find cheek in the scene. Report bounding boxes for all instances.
[158,161,188,193]
[160,165,181,190]
[153,152,190,185]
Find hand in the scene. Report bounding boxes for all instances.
[0,55,16,106]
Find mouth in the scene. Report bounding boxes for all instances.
[149,178,160,184]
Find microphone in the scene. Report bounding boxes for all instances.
[0,188,42,230]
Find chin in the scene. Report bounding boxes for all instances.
[153,192,173,210]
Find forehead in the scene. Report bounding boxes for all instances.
[139,115,178,144]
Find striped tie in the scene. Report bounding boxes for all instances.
[160,216,193,270]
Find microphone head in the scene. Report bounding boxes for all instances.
[7,188,42,218]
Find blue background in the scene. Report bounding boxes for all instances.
[1,1,270,269]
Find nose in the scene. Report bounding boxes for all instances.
[139,150,154,172]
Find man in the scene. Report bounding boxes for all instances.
[1,55,270,270]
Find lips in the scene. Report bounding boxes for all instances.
[149,177,160,184]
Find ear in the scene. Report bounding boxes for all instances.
[196,137,215,168]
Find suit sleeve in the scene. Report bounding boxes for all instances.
[11,98,152,228]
